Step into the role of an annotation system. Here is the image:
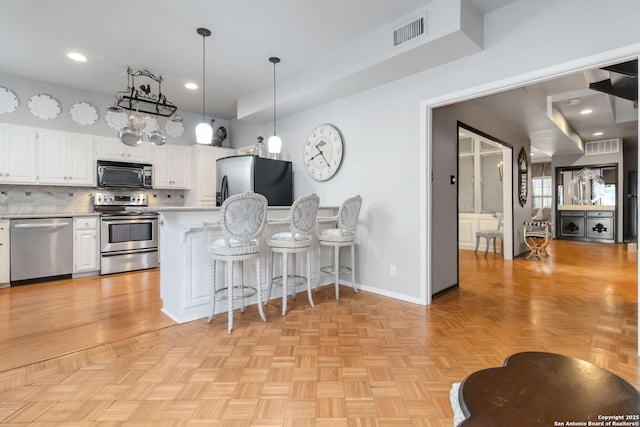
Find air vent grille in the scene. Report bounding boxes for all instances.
[394,15,426,46]
[585,138,620,155]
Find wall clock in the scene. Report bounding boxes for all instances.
[303,124,343,181]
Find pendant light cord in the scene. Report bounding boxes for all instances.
[202,33,206,122]
[272,60,277,136]
[269,57,280,137]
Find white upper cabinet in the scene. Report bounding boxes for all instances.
[152,145,190,189]
[96,136,152,163]
[185,145,235,207]
[0,124,38,184]
[38,130,95,186]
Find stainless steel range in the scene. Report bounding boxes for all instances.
[93,191,158,275]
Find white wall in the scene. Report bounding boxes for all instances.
[254,0,640,302]
[0,73,231,148]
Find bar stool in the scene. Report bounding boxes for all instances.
[265,193,320,315]
[203,192,268,334]
[316,195,362,299]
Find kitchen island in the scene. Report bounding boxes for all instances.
[133,205,339,324]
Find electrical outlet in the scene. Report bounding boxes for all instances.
[389,265,397,276]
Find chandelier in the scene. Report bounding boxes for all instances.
[108,67,178,118]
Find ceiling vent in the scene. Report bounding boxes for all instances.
[585,138,620,156]
[394,14,426,46]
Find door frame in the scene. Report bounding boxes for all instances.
[456,123,514,261]
[420,48,639,353]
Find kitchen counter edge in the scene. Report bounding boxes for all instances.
[127,206,340,213]
[0,212,102,219]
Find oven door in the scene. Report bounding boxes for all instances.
[100,214,158,253]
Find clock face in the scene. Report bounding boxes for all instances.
[303,124,343,181]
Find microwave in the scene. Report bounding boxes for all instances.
[97,160,153,189]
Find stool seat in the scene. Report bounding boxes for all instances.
[266,193,320,315]
[204,192,268,334]
[524,221,551,259]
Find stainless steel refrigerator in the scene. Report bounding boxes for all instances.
[216,155,293,206]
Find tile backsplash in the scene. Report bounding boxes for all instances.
[0,185,185,215]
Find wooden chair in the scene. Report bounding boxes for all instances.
[475,212,503,255]
[524,221,551,259]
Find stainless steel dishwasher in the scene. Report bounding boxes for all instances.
[10,217,73,285]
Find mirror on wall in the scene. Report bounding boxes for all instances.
[458,131,504,214]
[556,165,617,206]
[517,148,528,207]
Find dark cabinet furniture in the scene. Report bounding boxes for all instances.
[555,163,617,244]
[558,210,615,243]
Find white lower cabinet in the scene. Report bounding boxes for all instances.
[73,217,100,276]
[0,219,9,285]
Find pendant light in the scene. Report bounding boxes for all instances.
[195,27,213,145]
[267,57,282,159]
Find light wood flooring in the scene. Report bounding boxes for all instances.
[0,240,637,426]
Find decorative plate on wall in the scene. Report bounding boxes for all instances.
[28,94,61,120]
[165,120,185,138]
[0,87,19,114]
[69,102,99,126]
[104,110,129,130]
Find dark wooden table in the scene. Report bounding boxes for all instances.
[458,352,640,426]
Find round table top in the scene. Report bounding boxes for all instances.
[459,352,640,426]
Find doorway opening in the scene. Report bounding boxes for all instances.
[457,124,514,262]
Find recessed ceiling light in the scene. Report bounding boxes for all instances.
[184,82,198,90]
[593,132,604,136]
[580,109,593,115]
[67,52,87,62]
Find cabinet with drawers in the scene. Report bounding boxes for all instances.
[73,216,100,276]
[557,210,615,243]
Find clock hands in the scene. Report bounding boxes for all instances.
[310,142,332,172]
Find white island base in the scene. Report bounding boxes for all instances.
[151,206,339,324]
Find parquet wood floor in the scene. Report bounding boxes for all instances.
[0,240,637,426]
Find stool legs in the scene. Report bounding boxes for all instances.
[317,243,357,299]
[267,250,314,315]
[350,244,357,293]
[208,257,267,335]
[282,251,289,315]
[306,250,314,308]
[255,257,266,322]
[334,246,340,299]
[207,258,217,323]
[226,260,233,334]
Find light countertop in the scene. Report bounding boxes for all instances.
[0,212,101,219]
[127,205,339,213]
[557,205,615,211]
